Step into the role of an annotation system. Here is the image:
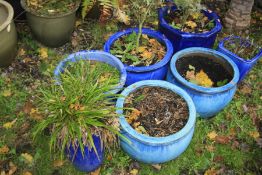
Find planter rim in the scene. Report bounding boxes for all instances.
[0,0,14,32]
[170,47,239,94]
[104,28,174,73]
[20,0,80,18]
[218,35,262,63]
[54,50,127,94]
[158,6,222,37]
[116,80,196,145]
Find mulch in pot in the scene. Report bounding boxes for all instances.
[176,54,233,87]
[124,87,189,137]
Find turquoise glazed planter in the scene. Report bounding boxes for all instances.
[217,36,262,82]
[54,50,127,94]
[116,80,196,164]
[67,135,104,172]
[166,47,239,118]
[159,6,222,53]
[104,28,173,86]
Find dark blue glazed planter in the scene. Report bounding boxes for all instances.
[116,80,196,164]
[166,47,239,118]
[54,50,127,94]
[66,135,104,172]
[104,28,173,86]
[158,6,222,53]
[217,36,262,82]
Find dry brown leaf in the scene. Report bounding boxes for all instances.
[0,145,9,154]
[29,108,43,120]
[204,167,218,175]
[18,48,26,56]
[151,164,161,170]
[90,167,101,175]
[23,101,34,114]
[8,162,17,175]
[22,171,32,175]
[205,145,215,152]
[214,136,230,144]
[207,131,217,140]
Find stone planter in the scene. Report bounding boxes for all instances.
[0,0,17,67]
[21,0,80,48]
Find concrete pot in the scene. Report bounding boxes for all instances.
[0,0,17,67]
[21,0,80,48]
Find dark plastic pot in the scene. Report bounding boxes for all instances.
[20,0,80,48]
[0,0,17,67]
[66,135,104,172]
[54,50,127,94]
[104,28,173,86]
[217,36,262,82]
[158,6,222,53]
[116,80,196,164]
[166,47,239,118]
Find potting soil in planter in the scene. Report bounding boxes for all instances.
[223,37,261,60]
[110,32,166,67]
[176,54,233,87]
[64,60,120,86]
[124,87,189,137]
[164,10,215,33]
[25,0,78,16]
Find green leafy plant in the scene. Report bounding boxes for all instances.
[33,60,122,158]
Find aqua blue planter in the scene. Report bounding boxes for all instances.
[104,28,173,86]
[54,50,127,94]
[217,36,262,82]
[67,135,104,172]
[166,47,239,118]
[116,80,196,164]
[158,6,222,53]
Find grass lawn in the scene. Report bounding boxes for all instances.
[0,3,262,175]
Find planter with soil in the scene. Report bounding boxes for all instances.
[167,47,239,118]
[217,36,262,82]
[158,6,222,53]
[116,80,196,164]
[54,50,127,94]
[20,0,80,47]
[0,0,17,67]
[104,28,173,86]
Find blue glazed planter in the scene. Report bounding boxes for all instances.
[54,50,127,94]
[158,6,222,53]
[166,47,239,118]
[116,80,196,164]
[217,36,262,82]
[66,135,104,172]
[104,28,173,86]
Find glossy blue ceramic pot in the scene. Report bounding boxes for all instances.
[54,50,127,94]
[217,36,262,82]
[66,135,104,172]
[104,28,173,86]
[116,80,196,164]
[166,47,239,118]
[158,6,222,53]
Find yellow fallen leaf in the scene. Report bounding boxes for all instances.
[23,57,32,63]
[23,171,32,175]
[204,167,217,175]
[141,50,153,60]
[39,47,48,59]
[0,145,9,154]
[192,12,201,19]
[195,70,213,87]
[53,160,65,168]
[3,119,17,129]
[137,46,147,53]
[21,153,33,164]
[130,169,139,175]
[18,48,26,56]
[207,131,217,140]
[249,131,260,139]
[90,167,101,175]
[185,20,197,29]
[75,20,82,27]
[2,89,12,97]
